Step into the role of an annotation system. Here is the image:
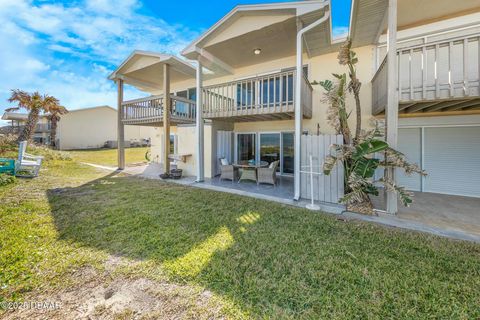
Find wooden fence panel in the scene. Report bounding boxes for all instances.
[300,134,344,203]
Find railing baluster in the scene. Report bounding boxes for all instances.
[435,44,440,99]
[422,46,427,99]
[449,41,454,97]
[463,38,469,96]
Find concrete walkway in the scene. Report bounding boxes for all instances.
[83,162,480,243]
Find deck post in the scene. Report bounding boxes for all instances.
[386,0,398,214]
[196,61,205,182]
[163,64,171,175]
[117,78,125,170]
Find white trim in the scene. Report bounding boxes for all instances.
[181,0,328,57]
[377,22,480,47]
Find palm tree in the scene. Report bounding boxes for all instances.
[6,90,63,143]
[46,105,68,148]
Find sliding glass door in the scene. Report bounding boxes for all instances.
[259,133,280,172]
[237,133,256,162]
[236,132,294,175]
[281,132,294,174]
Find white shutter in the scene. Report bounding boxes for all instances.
[424,126,480,197]
[397,128,422,191]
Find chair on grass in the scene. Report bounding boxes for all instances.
[257,160,279,186]
[219,158,237,181]
[16,141,43,178]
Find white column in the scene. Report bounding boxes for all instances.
[294,24,303,201]
[196,61,204,182]
[163,64,171,174]
[117,79,125,170]
[386,0,398,214]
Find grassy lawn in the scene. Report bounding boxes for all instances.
[1,151,479,318]
[69,146,149,166]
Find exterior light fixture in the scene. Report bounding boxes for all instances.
[253,48,261,55]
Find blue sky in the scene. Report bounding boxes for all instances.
[0,0,351,125]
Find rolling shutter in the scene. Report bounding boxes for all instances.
[423,126,480,197]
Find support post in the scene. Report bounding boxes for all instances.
[386,0,398,214]
[196,61,205,182]
[163,64,171,175]
[117,78,125,170]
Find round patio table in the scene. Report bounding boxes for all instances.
[234,160,269,183]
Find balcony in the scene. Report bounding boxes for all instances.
[10,123,51,133]
[121,95,196,126]
[202,70,313,121]
[121,70,314,126]
[372,34,480,115]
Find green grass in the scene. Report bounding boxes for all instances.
[0,151,479,319]
[69,147,149,166]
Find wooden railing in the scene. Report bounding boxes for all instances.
[202,69,313,119]
[372,34,480,114]
[121,95,195,125]
[121,70,314,124]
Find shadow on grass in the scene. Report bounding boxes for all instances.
[47,173,480,319]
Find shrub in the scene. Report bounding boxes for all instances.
[28,145,72,161]
[0,134,18,157]
[0,173,16,187]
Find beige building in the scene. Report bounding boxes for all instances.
[1,112,51,144]
[56,106,154,150]
[109,0,480,213]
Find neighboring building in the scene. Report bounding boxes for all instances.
[1,106,154,150]
[109,0,480,211]
[56,106,154,150]
[1,112,51,144]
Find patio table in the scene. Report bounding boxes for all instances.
[234,160,269,183]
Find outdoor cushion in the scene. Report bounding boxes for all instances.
[269,161,276,168]
[220,158,229,166]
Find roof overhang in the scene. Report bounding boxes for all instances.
[181,0,331,78]
[108,51,196,92]
[2,112,47,121]
[350,0,480,47]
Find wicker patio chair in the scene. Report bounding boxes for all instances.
[220,158,238,181]
[257,160,279,186]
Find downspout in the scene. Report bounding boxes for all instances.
[294,10,330,200]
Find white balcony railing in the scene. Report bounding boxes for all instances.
[372,34,480,114]
[202,69,313,120]
[121,95,195,125]
[121,70,314,124]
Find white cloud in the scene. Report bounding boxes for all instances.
[332,26,349,39]
[0,0,198,125]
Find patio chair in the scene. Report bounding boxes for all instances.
[16,141,43,178]
[257,160,279,186]
[219,158,238,181]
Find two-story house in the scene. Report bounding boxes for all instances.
[109,0,480,214]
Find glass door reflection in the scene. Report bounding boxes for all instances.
[259,133,281,171]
